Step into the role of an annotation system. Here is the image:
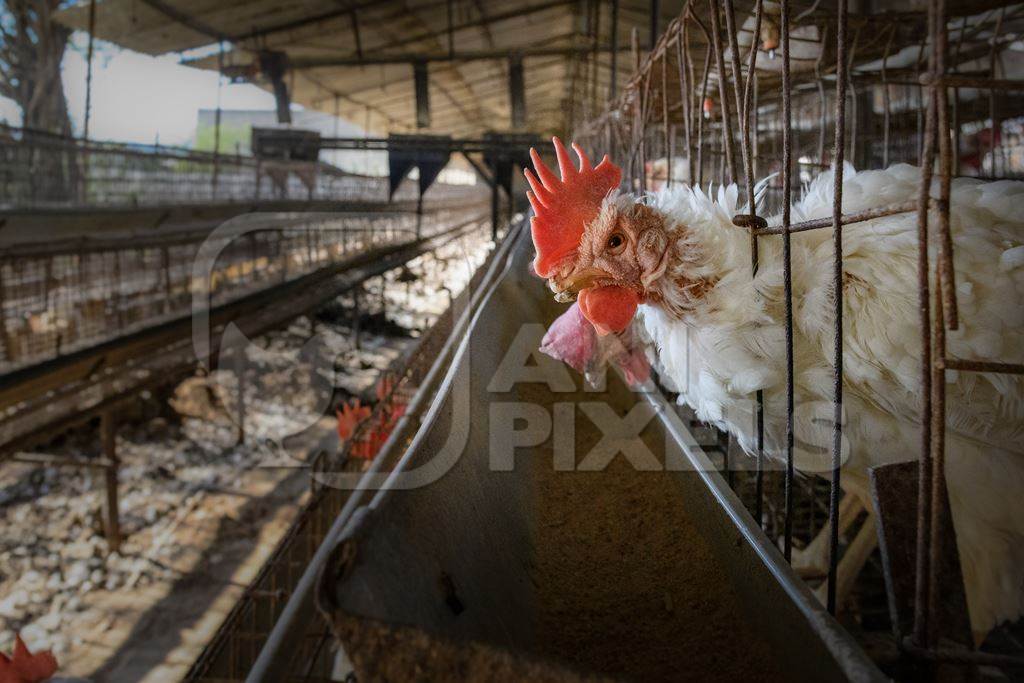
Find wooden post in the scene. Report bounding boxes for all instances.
[509,56,526,129]
[491,175,499,241]
[0,259,10,363]
[101,411,121,553]
[237,348,247,445]
[414,61,430,130]
[352,286,362,351]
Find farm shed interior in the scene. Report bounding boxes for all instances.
[1,0,1023,681]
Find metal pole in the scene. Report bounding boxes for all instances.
[82,0,97,201]
[491,174,499,241]
[650,0,660,47]
[101,410,121,553]
[212,41,224,199]
[83,0,97,142]
[781,0,795,560]
[826,0,849,616]
[610,0,620,101]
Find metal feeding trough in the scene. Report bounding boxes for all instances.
[313,227,885,682]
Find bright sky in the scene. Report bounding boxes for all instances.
[1,32,281,146]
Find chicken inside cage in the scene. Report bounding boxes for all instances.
[3,0,1024,681]
[550,0,1024,676]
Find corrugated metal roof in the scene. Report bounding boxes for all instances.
[57,0,681,137]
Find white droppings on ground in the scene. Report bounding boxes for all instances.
[0,230,490,680]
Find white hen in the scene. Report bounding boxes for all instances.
[526,140,1023,637]
[641,166,1024,637]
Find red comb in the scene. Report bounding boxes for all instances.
[525,137,621,278]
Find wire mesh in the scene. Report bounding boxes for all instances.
[0,205,486,372]
[0,124,468,209]
[574,0,1024,675]
[185,220,502,682]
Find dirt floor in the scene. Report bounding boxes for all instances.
[522,381,789,683]
[0,231,489,681]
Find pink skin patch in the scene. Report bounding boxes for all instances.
[615,343,651,386]
[577,286,640,335]
[539,303,596,375]
[540,302,650,388]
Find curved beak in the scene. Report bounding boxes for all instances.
[551,267,613,297]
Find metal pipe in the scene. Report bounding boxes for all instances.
[911,0,939,648]
[245,223,523,683]
[706,0,737,184]
[780,0,795,561]
[610,0,620,101]
[826,0,848,616]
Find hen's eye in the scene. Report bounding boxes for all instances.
[607,233,625,251]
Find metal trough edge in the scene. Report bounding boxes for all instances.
[245,222,525,683]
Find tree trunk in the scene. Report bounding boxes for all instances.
[1,0,79,203]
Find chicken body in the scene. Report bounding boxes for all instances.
[626,165,1023,635]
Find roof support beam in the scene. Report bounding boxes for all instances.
[509,56,526,129]
[135,0,224,40]
[414,61,430,129]
[259,51,293,123]
[291,44,628,69]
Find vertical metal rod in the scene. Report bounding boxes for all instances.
[677,25,694,184]
[915,39,926,165]
[610,0,620,101]
[212,41,224,199]
[237,347,247,444]
[826,0,848,616]
[912,0,938,647]
[724,0,765,517]
[101,410,121,553]
[696,39,711,187]
[951,16,966,176]
[706,0,737,184]
[161,246,172,315]
[0,259,9,363]
[752,73,759,180]
[816,24,829,166]
[447,0,455,58]
[83,0,97,142]
[82,0,97,201]
[661,49,671,187]
[353,285,362,351]
[881,26,894,167]
[927,0,951,649]
[650,0,660,48]
[988,9,1005,177]
[846,30,860,167]
[933,2,957,333]
[780,0,795,559]
[491,175,499,241]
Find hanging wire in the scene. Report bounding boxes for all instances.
[705,0,737,184]
[780,0,795,562]
[912,0,939,647]
[826,0,849,616]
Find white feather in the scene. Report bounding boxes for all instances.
[636,164,1024,634]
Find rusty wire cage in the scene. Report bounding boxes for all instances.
[183,219,501,682]
[0,205,486,372]
[0,124,408,208]
[572,0,1024,676]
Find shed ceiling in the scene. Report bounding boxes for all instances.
[57,0,687,137]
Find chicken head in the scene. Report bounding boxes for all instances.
[525,138,670,335]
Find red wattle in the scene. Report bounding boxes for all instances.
[577,286,640,335]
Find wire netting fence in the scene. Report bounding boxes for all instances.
[574,0,1024,676]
